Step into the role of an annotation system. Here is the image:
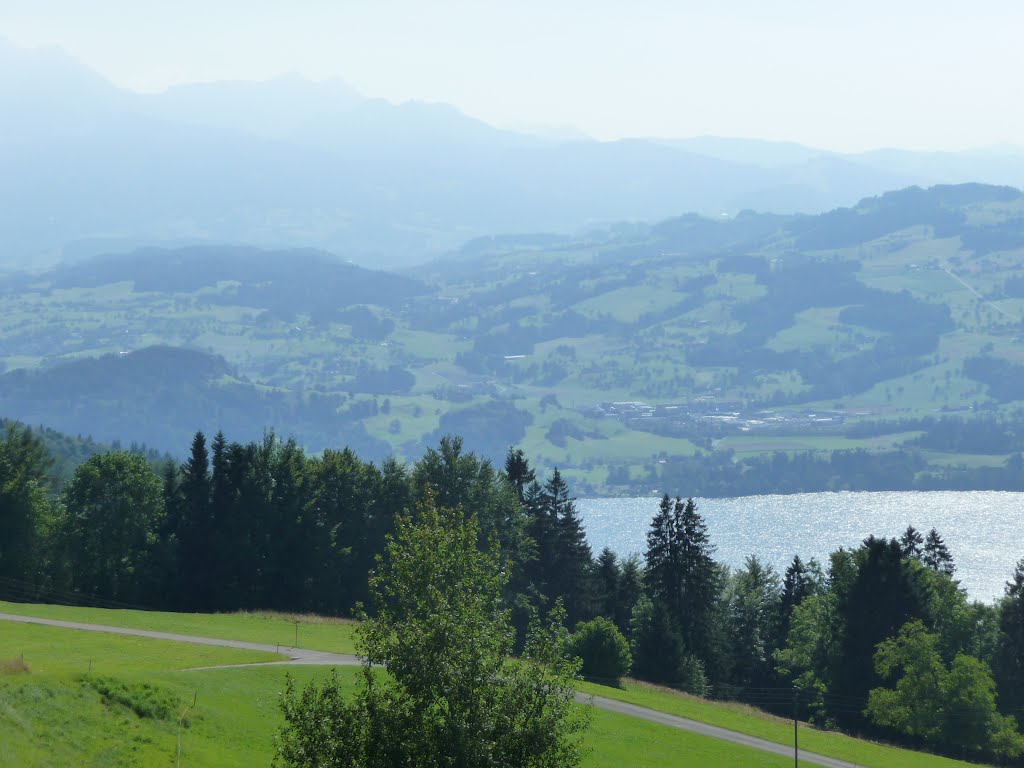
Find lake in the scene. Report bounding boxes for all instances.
[577,491,1024,603]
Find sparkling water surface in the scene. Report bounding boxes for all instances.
[578,491,1024,603]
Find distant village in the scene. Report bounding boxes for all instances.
[581,398,849,436]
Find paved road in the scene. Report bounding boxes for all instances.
[0,612,359,666]
[1,612,858,767]
[580,693,861,768]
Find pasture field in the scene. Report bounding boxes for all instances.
[0,601,358,654]
[0,602,993,768]
[577,681,981,768]
[1,619,795,767]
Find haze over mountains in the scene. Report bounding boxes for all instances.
[4,38,1024,270]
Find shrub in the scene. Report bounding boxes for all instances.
[568,617,632,684]
[80,676,181,721]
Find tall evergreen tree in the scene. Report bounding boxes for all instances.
[545,469,593,626]
[645,495,676,610]
[779,554,822,649]
[208,430,231,606]
[996,559,1024,727]
[503,447,535,504]
[614,555,645,635]
[522,479,555,597]
[261,437,309,610]
[594,547,620,622]
[174,431,212,608]
[922,528,955,575]
[644,496,719,669]
[833,536,928,727]
[781,555,811,616]
[899,526,924,560]
[726,555,782,690]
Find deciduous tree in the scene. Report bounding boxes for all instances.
[275,499,588,768]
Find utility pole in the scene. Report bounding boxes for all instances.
[793,686,799,768]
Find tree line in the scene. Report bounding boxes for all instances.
[2,422,1024,763]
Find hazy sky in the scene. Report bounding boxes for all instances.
[3,0,1023,153]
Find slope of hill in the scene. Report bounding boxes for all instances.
[3,185,1024,492]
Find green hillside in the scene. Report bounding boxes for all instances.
[3,184,1024,493]
[0,604,991,768]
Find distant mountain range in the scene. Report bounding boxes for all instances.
[3,38,1024,269]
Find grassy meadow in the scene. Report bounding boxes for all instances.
[0,601,995,767]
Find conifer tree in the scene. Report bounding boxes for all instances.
[922,528,955,575]
[545,469,593,625]
[523,479,555,597]
[644,496,719,669]
[899,525,924,559]
[727,555,782,689]
[594,547,620,621]
[996,559,1024,727]
[833,536,928,726]
[174,431,212,608]
[779,554,822,648]
[615,555,645,635]
[504,447,536,503]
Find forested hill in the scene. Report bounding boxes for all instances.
[0,418,116,482]
[0,347,391,460]
[5,184,1024,492]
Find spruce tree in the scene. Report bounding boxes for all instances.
[676,497,719,664]
[644,496,718,670]
[727,555,782,689]
[833,536,928,727]
[503,447,535,504]
[645,495,676,611]
[175,431,212,609]
[545,469,593,626]
[780,555,810,617]
[899,525,924,560]
[996,559,1024,727]
[615,555,645,635]
[779,554,820,647]
[523,479,555,598]
[594,547,620,621]
[923,528,955,575]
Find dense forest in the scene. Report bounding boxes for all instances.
[2,422,1024,764]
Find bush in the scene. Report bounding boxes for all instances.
[568,617,632,684]
[80,676,181,721]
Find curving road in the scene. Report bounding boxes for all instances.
[1,612,858,767]
[0,611,359,666]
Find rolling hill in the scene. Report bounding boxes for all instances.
[3,184,1024,492]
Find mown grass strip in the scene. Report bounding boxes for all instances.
[0,600,357,654]
[578,680,986,768]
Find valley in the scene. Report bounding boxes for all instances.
[3,184,1024,494]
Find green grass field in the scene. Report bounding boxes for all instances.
[2,618,795,767]
[0,601,996,767]
[0,601,357,654]
[577,681,981,768]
